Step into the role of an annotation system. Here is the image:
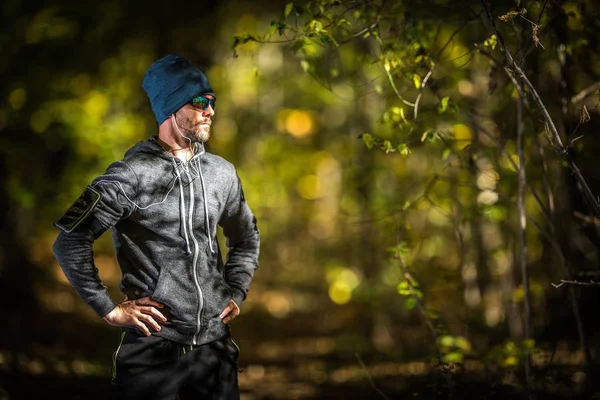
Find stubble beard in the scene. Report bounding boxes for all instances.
[175,113,211,143]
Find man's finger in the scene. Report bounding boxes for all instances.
[138,314,161,332]
[136,297,164,308]
[140,306,167,323]
[223,312,236,324]
[219,304,233,319]
[134,320,152,337]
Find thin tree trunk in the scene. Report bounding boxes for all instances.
[555,24,594,390]
[517,94,534,398]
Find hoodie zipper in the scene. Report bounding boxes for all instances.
[183,165,204,345]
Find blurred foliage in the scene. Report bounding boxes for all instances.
[2,0,600,398]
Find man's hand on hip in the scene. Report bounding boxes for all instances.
[219,299,240,324]
[103,297,167,336]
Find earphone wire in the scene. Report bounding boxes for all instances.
[93,160,183,211]
[92,111,203,212]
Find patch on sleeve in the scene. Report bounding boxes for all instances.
[54,186,102,233]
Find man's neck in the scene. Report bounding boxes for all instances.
[156,135,194,162]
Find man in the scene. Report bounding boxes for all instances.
[53,54,260,399]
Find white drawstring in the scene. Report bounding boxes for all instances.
[95,138,214,255]
[175,159,192,255]
[197,156,215,254]
[189,143,215,254]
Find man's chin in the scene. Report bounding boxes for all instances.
[199,129,210,142]
[188,130,210,143]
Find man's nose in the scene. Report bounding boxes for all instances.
[203,105,214,117]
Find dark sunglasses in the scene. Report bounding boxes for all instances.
[190,96,216,111]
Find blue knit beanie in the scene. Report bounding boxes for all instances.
[142,54,215,125]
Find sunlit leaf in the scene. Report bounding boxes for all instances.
[442,148,452,161]
[438,335,455,347]
[397,281,411,296]
[454,336,471,352]
[439,97,450,113]
[284,2,294,18]
[413,74,422,89]
[443,351,464,363]
[269,21,278,36]
[483,34,497,50]
[383,140,392,153]
[361,133,374,150]
[230,34,257,50]
[421,130,432,142]
[504,355,519,367]
[398,143,411,156]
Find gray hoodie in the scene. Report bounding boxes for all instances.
[53,136,260,346]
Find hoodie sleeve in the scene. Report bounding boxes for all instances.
[53,161,138,318]
[219,173,260,308]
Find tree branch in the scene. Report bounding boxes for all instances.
[551,280,600,288]
[480,0,600,219]
[571,81,600,104]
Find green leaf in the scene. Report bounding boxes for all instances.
[421,130,431,142]
[300,60,310,72]
[404,297,417,310]
[383,140,392,153]
[439,96,450,113]
[336,18,351,28]
[504,355,519,367]
[361,133,374,150]
[277,22,287,36]
[397,281,410,295]
[438,335,455,347]
[504,341,517,355]
[483,34,497,50]
[442,148,452,161]
[230,34,257,50]
[523,339,535,350]
[454,336,471,351]
[443,351,464,364]
[398,143,411,156]
[309,20,323,32]
[268,21,287,37]
[413,74,422,89]
[269,21,278,36]
[284,2,294,18]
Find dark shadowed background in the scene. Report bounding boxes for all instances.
[1,0,600,399]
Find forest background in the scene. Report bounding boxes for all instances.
[1,0,600,399]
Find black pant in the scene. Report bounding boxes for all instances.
[111,329,240,400]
